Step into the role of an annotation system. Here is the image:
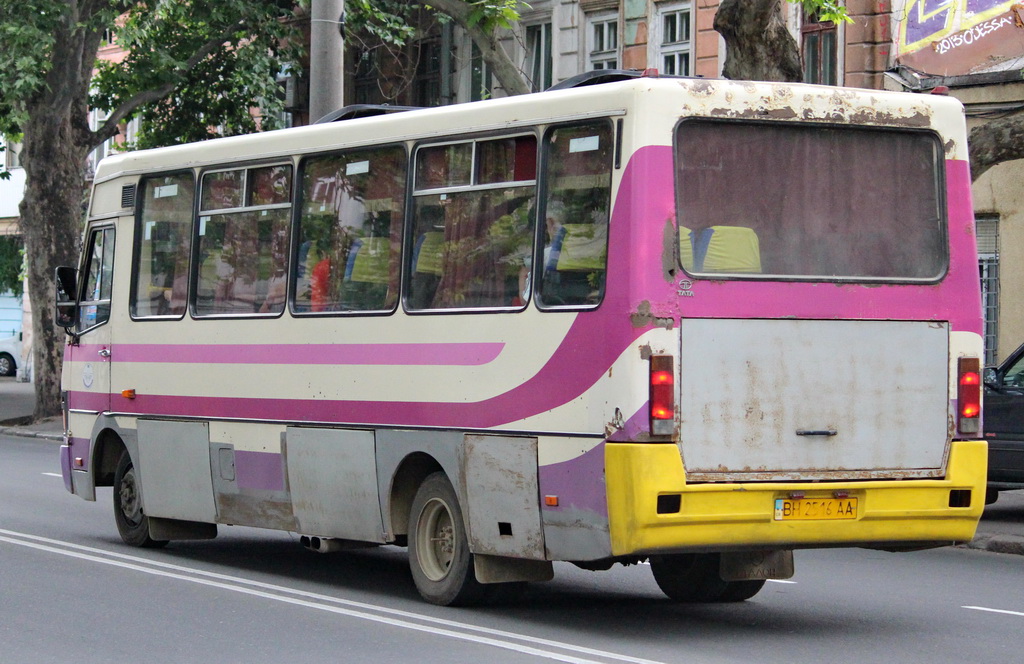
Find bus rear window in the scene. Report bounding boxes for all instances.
[675,120,946,281]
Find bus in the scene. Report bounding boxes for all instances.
[56,73,987,606]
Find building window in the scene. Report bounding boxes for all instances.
[588,14,618,70]
[657,4,692,76]
[471,42,493,101]
[3,138,21,170]
[414,39,443,107]
[527,23,553,91]
[802,12,838,85]
[354,50,381,106]
[977,215,999,364]
[87,106,113,175]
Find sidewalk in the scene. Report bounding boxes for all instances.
[0,376,62,441]
[3,376,1022,553]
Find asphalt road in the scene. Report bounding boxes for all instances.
[2,433,1023,664]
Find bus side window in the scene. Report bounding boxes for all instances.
[195,165,292,317]
[79,227,115,333]
[538,122,613,307]
[294,147,406,314]
[408,136,536,311]
[132,173,195,318]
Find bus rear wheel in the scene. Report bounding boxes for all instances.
[112,450,167,549]
[649,553,765,602]
[408,472,484,606]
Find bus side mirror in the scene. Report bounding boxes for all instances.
[54,266,79,330]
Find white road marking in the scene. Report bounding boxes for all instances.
[0,528,665,664]
[963,605,1024,618]
[41,472,62,478]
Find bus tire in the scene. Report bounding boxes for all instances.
[716,579,766,602]
[112,450,168,549]
[408,472,485,606]
[650,553,731,602]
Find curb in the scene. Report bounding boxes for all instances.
[0,426,63,442]
[961,534,1024,556]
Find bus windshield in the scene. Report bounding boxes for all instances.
[675,120,947,281]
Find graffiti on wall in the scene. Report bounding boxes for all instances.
[896,1,1024,76]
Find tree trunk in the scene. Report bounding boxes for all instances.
[19,104,90,419]
[714,0,802,83]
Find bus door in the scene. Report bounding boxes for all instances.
[67,225,116,417]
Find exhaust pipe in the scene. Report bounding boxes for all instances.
[300,535,376,553]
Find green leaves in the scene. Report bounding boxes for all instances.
[0,1,61,127]
[790,0,854,25]
[89,0,305,149]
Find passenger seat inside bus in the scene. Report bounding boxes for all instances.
[687,226,762,274]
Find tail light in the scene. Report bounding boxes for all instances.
[650,355,675,436]
[957,357,981,435]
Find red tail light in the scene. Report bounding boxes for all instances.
[650,355,675,436]
[957,357,981,435]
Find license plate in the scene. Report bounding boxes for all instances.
[774,497,858,521]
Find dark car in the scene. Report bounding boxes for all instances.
[983,342,1024,503]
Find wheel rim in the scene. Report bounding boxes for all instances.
[0,357,10,374]
[416,497,455,582]
[118,467,144,527]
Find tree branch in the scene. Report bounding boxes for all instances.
[412,0,530,96]
[92,20,248,147]
[969,108,1024,182]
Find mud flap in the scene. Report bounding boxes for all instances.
[474,554,554,584]
[719,550,794,581]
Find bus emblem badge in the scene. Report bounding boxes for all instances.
[677,279,694,297]
[82,363,94,389]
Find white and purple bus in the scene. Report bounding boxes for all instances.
[57,74,987,605]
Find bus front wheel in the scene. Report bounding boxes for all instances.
[408,472,484,606]
[112,450,168,549]
[650,553,765,602]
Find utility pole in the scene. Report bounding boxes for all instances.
[310,0,346,123]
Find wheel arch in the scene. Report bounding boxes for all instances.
[388,452,444,541]
[92,427,128,487]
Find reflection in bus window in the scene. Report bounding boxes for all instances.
[195,165,292,316]
[132,173,195,318]
[79,227,115,332]
[294,147,406,313]
[408,135,536,310]
[538,123,613,307]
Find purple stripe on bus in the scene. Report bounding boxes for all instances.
[234,450,286,492]
[69,342,505,366]
[538,442,608,517]
[606,405,650,443]
[65,305,643,428]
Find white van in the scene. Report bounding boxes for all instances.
[0,333,21,377]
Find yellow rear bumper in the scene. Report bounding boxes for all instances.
[606,440,987,556]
